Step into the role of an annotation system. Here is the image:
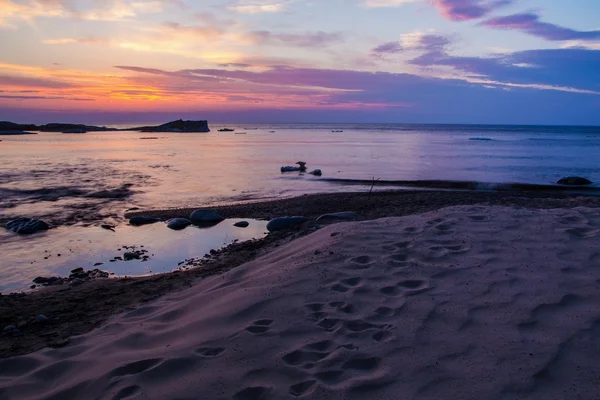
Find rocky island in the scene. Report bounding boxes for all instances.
[131,119,210,133]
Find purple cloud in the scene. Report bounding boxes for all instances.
[482,13,600,41]
[432,0,513,21]
[371,34,451,56]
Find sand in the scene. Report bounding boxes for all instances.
[2,205,600,399]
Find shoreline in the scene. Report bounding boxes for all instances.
[2,189,600,359]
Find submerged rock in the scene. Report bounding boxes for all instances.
[234,221,250,228]
[167,218,192,230]
[316,212,360,222]
[129,216,161,226]
[5,218,50,234]
[266,216,309,232]
[557,176,592,186]
[190,209,225,224]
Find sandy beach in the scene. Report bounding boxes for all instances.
[1,191,600,399]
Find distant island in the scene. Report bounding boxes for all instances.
[130,120,210,133]
[0,119,210,134]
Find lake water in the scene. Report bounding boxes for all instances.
[1,123,599,290]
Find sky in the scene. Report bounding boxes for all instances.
[0,0,599,125]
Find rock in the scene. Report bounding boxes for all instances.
[266,216,309,232]
[309,169,322,176]
[5,218,50,234]
[36,315,49,324]
[234,221,250,228]
[316,211,360,222]
[190,209,225,224]
[3,325,16,334]
[167,218,192,230]
[296,161,307,172]
[557,176,592,186]
[281,166,300,172]
[100,224,115,231]
[70,267,84,274]
[129,216,161,226]
[124,252,141,260]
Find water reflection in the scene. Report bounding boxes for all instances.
[0,219,267,292]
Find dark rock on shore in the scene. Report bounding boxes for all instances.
[190,209,225,225]
[234,221,250,228]
[32,268,109,287]
[167,218,192,230]
[129,216,161,226]
[5,218,50,234]
[316,212,359,222]
[133,119,210,133]
[557,176,592,186]
[266,216,309,232]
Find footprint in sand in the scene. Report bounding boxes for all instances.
[245,319,273,334]
[289,380,317,397]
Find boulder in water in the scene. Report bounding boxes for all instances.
[190,209,225,225]
[5,218,50,234]
[557,176,592,186]
[309,169,322,176]
[266,216,308,232]
[281,166,300,172]
[316,212,359,222]
[167,218,192,230]
[129,216,161,226]
[234,221,250,228]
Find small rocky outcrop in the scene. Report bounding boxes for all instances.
[234,221,250,228]
[316,212,359,222]
[266,216,308,232]
[557,176,592,186]
[129,216,161,226]
[167,218,192,230]
[5,218,50,234]
[190,209,225,225]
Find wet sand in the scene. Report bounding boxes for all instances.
[1,190,600,373]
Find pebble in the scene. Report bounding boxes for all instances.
[37,314,49,324]
[190,209,225,224]
[266,216,309,232]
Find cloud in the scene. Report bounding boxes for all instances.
[248,30,344,47]
[371,32,451,56]
[431,0,513,21]
[228,3,286,14]
[363,0,419,8]
[0,0,169,26]
[481,13,600,41]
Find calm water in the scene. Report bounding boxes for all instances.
[1,123,599,290]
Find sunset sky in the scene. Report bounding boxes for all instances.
[0,0,599,124]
